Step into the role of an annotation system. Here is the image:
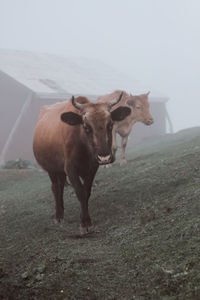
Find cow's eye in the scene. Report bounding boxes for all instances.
[83,124,92,134]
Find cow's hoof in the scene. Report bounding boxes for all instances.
[120,159,127,166]
[79,224,94,235]
[53,217,64,225]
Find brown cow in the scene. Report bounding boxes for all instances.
[97,90,154,166]
[33,94,131,234]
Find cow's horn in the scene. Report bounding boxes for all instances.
[110,92,123,107]
[71,96,82,110]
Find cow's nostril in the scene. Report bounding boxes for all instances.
[97,155,111,164]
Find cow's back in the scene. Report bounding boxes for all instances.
[97,90,129,109]
[97,90,134,133]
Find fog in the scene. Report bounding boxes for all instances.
[0,0,200,132]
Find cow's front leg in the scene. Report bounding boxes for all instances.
[104,128,117,168]
[67,169,93,234]
[112,127,118,160]
[81,166,98,233]
[120,135,128,166]
[79,189,92,235]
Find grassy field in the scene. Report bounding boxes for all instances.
[1,127,200,299]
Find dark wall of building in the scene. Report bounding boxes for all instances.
[2,94,62,162]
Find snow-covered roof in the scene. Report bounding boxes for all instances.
[0,49,168,101]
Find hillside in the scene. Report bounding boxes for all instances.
[1,127,200,299]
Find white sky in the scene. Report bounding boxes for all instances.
[0,0,200,132]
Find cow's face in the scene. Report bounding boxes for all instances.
[126,92,154,125]
[61,95,131,165]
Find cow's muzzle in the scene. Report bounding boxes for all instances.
[144,118,154,126]
[97,154,112,165]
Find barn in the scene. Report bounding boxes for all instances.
[0,50,172,165]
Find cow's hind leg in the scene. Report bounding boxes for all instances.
[48,172,66,223]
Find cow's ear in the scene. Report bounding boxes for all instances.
[61,112,83,125]
[111,106,131,122]
[126,99,135,107]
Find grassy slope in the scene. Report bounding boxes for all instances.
[1,127,200,299]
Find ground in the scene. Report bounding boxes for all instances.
[1,127,200,300]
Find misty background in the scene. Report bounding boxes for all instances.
[0,0,199,132]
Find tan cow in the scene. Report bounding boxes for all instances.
[33,94,131,234]
[97,90,154,165]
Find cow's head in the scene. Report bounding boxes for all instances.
[126,91,154,125]
[61,93,131,165]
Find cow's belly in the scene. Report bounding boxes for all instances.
[115,118,135,137]
[117,125,131,137]
[33,129,65,173]
[34,143,65,172]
